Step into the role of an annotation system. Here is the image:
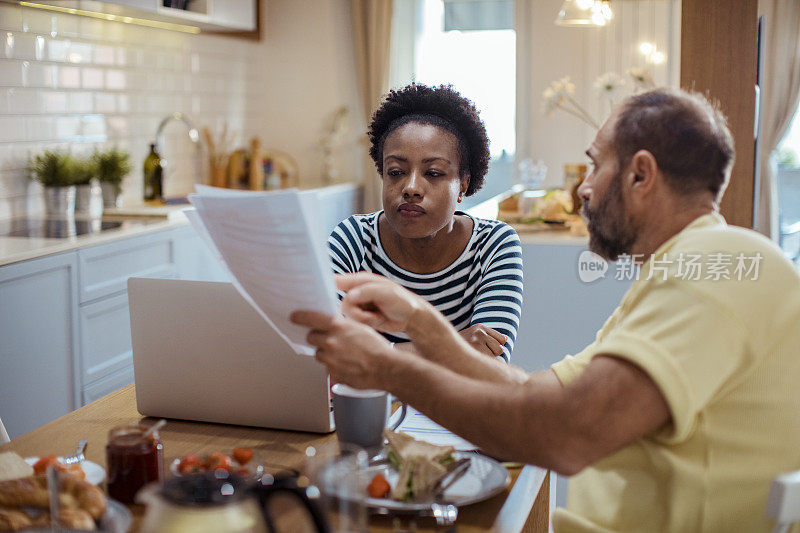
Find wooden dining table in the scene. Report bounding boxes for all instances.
[0,385,551,532]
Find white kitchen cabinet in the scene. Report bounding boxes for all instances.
[16,0,258,33]
[82,364,134,405]
[210,0,257,31]
[78,231,176,304]
[78,291,134,386]
[0,252,80,440]
[171,225,229,282]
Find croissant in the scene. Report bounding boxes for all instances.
[0,507,97,531]
[0,509,31,531]
[0,473,106,520]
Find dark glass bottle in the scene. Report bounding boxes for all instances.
[143,143,163,201]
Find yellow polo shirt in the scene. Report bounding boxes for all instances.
[551,213,800,532]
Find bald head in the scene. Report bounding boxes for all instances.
[612,88,735,203]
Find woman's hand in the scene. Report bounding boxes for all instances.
[459,325,507,357]
[289,310,399,390]
[336,273,427,333]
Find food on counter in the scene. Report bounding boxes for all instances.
[497,188,588,235]
[32,455,85,480]
[175,448,255,476]
[0,507,97,531]
[232,447,254,466]
[383,430,456,502]
[367,474,391,499]
[0,472,106,521]
[0,453,33,482]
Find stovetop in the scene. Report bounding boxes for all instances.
[0,217,136,239]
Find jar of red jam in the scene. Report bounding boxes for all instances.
[106,425,163,503]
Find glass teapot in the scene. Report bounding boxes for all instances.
[138,471,329,533]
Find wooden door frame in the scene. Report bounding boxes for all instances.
[680,0,759,228]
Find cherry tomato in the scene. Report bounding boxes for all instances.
[232,448,253,465]
[367,474,391,499]
[204,452,228,469]
[33,456,60,475]
[207,455,232,472]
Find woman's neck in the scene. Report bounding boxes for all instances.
[379,213,473,274]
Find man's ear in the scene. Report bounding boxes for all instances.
[629,150,658,194]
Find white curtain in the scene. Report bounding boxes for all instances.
[351,0,394,212]
[756,0,800,239]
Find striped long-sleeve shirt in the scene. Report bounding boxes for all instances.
[328,211,523,361]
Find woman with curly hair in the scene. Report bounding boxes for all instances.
[328,84,523,361]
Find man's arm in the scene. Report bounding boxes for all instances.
[383,350,670,475]
[294,307,670,476]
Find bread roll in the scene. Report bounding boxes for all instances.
[0,473,106,520]
[0,453,33,482]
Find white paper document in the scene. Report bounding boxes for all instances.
[396,406,478,451]
[189,186,339,355]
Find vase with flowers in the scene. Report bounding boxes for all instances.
[543,67,655,129]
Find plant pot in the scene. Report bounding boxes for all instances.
[43,186,76,218]
[75,180,104,218]
[100,182,121,208]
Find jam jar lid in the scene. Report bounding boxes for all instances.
[161,472,251,507]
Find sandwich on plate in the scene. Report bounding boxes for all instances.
[383,429,457,502]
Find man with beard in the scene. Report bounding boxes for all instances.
[291,88,800,532]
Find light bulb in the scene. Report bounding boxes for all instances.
[650,51,666,64]
[591,11,606,26]
[601,1,613,20]
[639,42,654,55]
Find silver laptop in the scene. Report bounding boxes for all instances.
[128,277,334,433]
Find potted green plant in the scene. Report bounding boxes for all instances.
[92,147,131,208]
[28,150,78,217]
[72,156,102,216]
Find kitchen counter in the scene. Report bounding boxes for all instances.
[0,183,363,268]
[0,208,189,268]
[465,187,589,246]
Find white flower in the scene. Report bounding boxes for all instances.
[593,72,624,94]
[551,76,576,98]
[542,87,560,115]
[626,67,655,88]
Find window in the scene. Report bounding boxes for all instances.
[390,0,516,206]
[775,111,800,264]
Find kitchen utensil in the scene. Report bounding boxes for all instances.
[249,137,264,190]
[62,439,87,465]
[431,457,471,500]
[431,502,458,527]
[142,419,166,439]
[46,466,59,528]
[138,471,330,533]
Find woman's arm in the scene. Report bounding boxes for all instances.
[468,224,523,361]
[328,216,365,276]
[334,273,530,385]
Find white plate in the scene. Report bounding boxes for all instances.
[25,457,107,486]
[321,451,510,513]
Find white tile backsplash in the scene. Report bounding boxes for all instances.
[0,60,24,86]
[0,0,363,218]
